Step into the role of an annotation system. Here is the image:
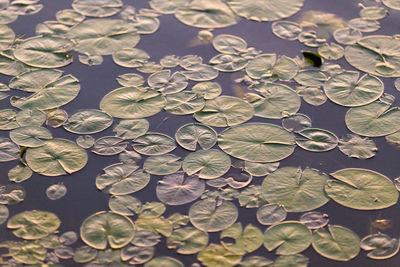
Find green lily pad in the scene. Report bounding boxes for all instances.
[256,204,287,225]
[272,21,302,40]
[72,0,122,17]
[218,123,296,163]
[7,210,60,240]
[312,225,360,261]
[25,138,88,176]
[274,254,309,267]
[56,9,85,26]
[9,126,52,148]
[63,109,113,134]
[227,0,304,22]
[345,101,400,137]
[144,256,184,267]
[175,0,240,29]
[67,19,139,55]
[144,154,182,175]
[8,165,32,183]
[262,167,329,212]
[156,173,205,205]
[338,134,377,159]
[148,70,188,95]
[175,123,217,151]
[189,199,238,232]
[192,81,222,99]
[197,243,242,267]
[100,87,166,119]
[80,211,134,250]
[167,226,208,254]
[108,195,141,216]
[13,36,73,68]
[221,223,263,254]
[263,221,312,255]
[91,136,127,155]
[212,34,247,54]
[112,48,150,68]
[133,133,176,156]
[113,119,149,139]
[325,168,399,210]
[182,149,231,179]
[0,137,19,162]
[324,71,383,107]
[361,233,400,259]
[194,96,254,127]
[296,128,338,152]
[164,91,205,115]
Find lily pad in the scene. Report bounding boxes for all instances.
[189,199,238,232]
[227,0,304,22]
[182,149,231,179]
[338,134,377,159]
[218,123,296,163]
[133,133,176,156]
[112,48,150,68]
[67,19,139,55]
[345,101,400,137]
[263,221,312,255]
[156,173,205,205]
[262,167,329,212]
[299,211,329,229]
[7,210,60,240]
[361,233,400,259]
[324,71,383,107]
[325,168,399,210]
[296,128,338,152]
[194,96,254,127]
[256,204,287,225]
[14,36,73,68]
[144,256,184,267]
[312,225,360,261]
[197,243,242,267]
[63,109,113,134]
[25,138,88,176]
[175,123,217,151]
[100,87,166,119]
[72,0,122,17]
[144,154,182,175]
[221,223,263,254]
[80,211,134,249]
[91,136,127,155]
[167,227,208,254]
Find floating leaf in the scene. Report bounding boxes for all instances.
[45,108,68,128]
[67,19,139,55]
[250,83,301,119]
[133,133,176,156]
[299,211,329,229]
[109,195,141,216]
[338,134,377,159]
[175,0,240,29]
[192,81,222,99]
[7,210,60,240]
[226,0,304,22]
[272,21,302,40]
[263,221,312,255]
[56,9,85,26]
[167,227,209,254]
[149,0,188,14]
[213,34,247,54]
[312,225,360,261]
[361,233,400,260]
[148,70,188,95]
[324,71,383,107]
[197,243,242,267]
[318,42,344,60]
[80,211,134,250]
[345,101,400,137]
[112,48,150,68]
[46,183,67,200]
[221,223,263,254]
[0,109,19,130]
[282,113,312,132]
[189,199,238,232]
[100,87,166,119]
[25,138,88,176]
[63,109,113,134]
[10,70,80,111]
[0,204,9,225]
[91,136,127,155]
[8,165,32,183]
[325,168,399,210]
[156,173,205,205]
[144,256,184,267]
[246,54,298,80]
[0,184,26,205]
[76,135,95,149]
[262,167,329,212]
[14,36,73,68]
[175,123,217,151]
[0,137,19,162]
[302,51,323,67]
[144,154,181,175]
[10,126,52,147]
[73,246,98,263]
[296,128,338,152]
[274,254,309,267]
[182,149,231,179]
[256,204,287,225]
[218,123,296,163]
[72,0,122,17]
[164,91,205,115]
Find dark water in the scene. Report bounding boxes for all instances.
[1,0,400,266]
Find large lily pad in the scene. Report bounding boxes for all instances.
[182,149,231,179]
[194,96,254,127]
[67,19,139,55]
[167,226,208,254]
[25,138,88,176]
[218,123,296,163]
[324,71,384,107]
[344,35,400,77]
[262,167,329,212]
[63,109,113,134]
[345,101,400,137]
[13,36,73,68]
[7,210,60,240]
[175,123,217,151]
[325,168,399,210]
[10,126,52,147]
[156,173,205,205]
[189,199,238,232]
[100,87,166,119]
[263,221,312,255]
[227,0,304,22]
[80,211,134,249]
[312,225,360,261]
[175,0,240,29]
[133,133,176,156]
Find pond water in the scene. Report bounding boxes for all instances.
[1,0,400,266]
